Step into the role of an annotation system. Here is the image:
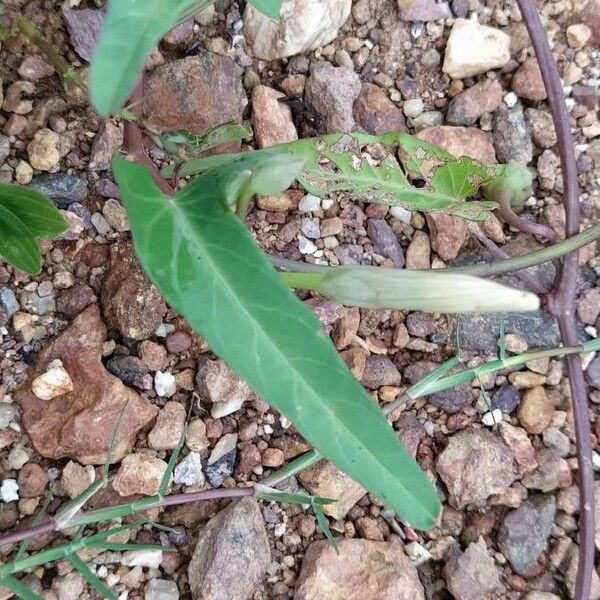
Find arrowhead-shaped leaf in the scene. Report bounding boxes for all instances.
[113,156,441,530]
[90,0,200,116]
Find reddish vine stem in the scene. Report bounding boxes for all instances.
[0,488,254,547]
[517,1,593,598]
[466,222,548,294]
[123,76,174,196]
[494,195,557,241]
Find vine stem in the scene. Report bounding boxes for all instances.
[516,0,593,598]
[122,76,174,195]
[0,488,254,547]
[269,222,600,280]
[466,221,548,294]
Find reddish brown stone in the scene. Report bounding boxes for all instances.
[295,538,425,600]
[425,212,469,261]
[15,305,157,464]
[143,52,247,147]
[56,283,96,318]
[251,85,298,148]
[417,126,497,164]
[353,83,407,135]
[101,244,167,340]
[79,242,110,268]
[17,463,48,498]
[446,79,503,126]
[511,57,547,102]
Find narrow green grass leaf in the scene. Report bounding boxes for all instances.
[113,157,441,530]
[0,544,74,576]
[90,0,199,115]
[0,203,41,274]
[0,184,68,238]
[159,425,186,497]
[314,504,338,552]
[0,575,44,600]
[15,491,53,561]
[69,555,118,600]
[70,497,158,528]
[86,520,152,544]
[88,542,167,552]
[161,132,499,220]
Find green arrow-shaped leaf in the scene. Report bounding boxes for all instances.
[90,0,200,116]
[113,156,441,529]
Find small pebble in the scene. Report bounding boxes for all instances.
[155,371,177,397]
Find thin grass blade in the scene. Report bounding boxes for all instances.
[0,575,45,600]
[68,554,118,600]
[314,504,338,552]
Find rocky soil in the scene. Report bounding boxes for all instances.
[0,0,599,599]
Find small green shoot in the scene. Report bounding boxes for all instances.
[159,121,253,160]
[256,485,338,551]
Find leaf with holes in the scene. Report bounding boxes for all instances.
[162,132,499,220]
[114,156,441,530]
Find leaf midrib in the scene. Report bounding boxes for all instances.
[165,195,435,518]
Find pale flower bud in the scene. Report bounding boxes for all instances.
[316,266,540,314]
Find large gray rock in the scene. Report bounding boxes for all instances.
[188,497,270,600]
[244,0,351,60]
[455,311,560,355]
[498,494,556,575]
[493,104,534,165]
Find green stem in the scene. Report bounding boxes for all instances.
[279,271,328,290]
[385,337,600,412]
[260,449,322,488]
[271,223,600,281]
[453,222,600,278]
